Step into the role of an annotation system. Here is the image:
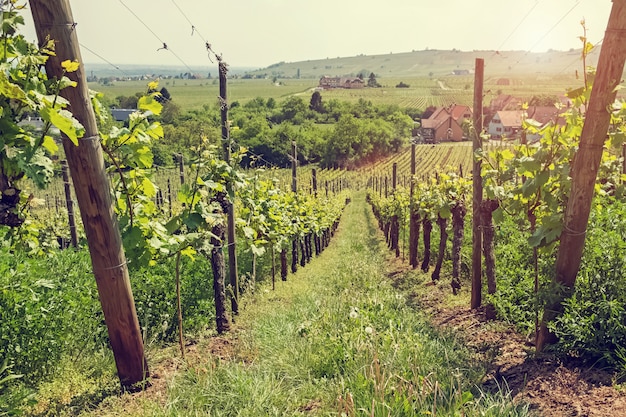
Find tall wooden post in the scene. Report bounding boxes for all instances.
[291,141,298,193]
[312,168,317,197]
[409,144,418,267]
[622,143,626,176]
[537,2,626,350]
[471,58,484,310]
[61,160,77,248]
[391,163,399,257]
[30,0,148,389]
[218,60,239,316]
[291,141,298,274]
[178,154,185,185]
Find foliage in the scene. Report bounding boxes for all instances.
[552,199,626,375]
[0,3,84,230]
[0,249,105,380]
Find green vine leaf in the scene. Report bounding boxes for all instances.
[40,107,84,145]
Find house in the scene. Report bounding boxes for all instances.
[319,76,364,89]
[526,106,562,125]
[420,104,472,142]
[488,105,565,141]
[488,110,522,139]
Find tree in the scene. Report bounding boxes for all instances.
[367,72,380,88]
[309,91,324,113]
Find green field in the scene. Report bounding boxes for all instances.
[93,72,588,113]
[90,78,318,111]
[90,47,605,112]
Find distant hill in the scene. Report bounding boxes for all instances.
[244,48,602,79]
[83,63,257,79]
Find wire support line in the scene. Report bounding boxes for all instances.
[117,0,195,73]
[525,1,581,57]
[118,0,165,45]
[169,0,219,63]
[79,43,129,76]
[493,0,541,56]
[170,0,207,43]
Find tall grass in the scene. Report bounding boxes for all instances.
[105,191,531,416]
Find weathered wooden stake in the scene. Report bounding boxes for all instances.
[219,60,239,316]
[471,58,484,310]
[31,0,148,389]
[409,144,419,267]
[178,154,185,185]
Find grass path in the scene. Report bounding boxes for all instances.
[92,191,530,416]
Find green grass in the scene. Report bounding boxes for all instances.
[62,191,531,417]
[90,78,317,112]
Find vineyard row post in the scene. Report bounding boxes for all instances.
[409,144,419,268]
[30,0,148,389]
[291,141,298,274]
[219,60,239,316]
[471,57,484,310]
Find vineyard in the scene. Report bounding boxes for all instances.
[3,2,626,416]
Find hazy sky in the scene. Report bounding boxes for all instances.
[20,0,613,70]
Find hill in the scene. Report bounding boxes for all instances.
[245,48,601,79]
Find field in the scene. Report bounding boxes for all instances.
[89,47,604,112]
[90,78,318,111]
[93,72,590,113]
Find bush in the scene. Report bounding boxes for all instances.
[0,247,218,383]
[0,249,105,380]
[552,200,626,372]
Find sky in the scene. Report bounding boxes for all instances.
[19,0,613,70]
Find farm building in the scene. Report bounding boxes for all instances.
[488,110,522,139]
[488,106,563,140]
[420,104,472,142]
[318,76,364,89]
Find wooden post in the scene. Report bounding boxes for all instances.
[312,168,317,197]
[167,178,172,218]
[391,163,399,256]
[471,58,484,310]
[537,2,626,351]
[409,144,418,267]
[61,160,77,248]
[30,0,148,389]
[385,175,389,198]
[178,154,185,185]
[622,143,626,176]
[291,141,298,274]
[219,60,239,316]
[291,141,298,193]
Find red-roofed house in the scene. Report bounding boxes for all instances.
[420,104,472,142]
[488,110,522,139]
[488,106,563,140]
[319,76,364,89]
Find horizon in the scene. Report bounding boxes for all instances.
[19,1,612,70]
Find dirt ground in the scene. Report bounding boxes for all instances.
[388,257,626,417]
